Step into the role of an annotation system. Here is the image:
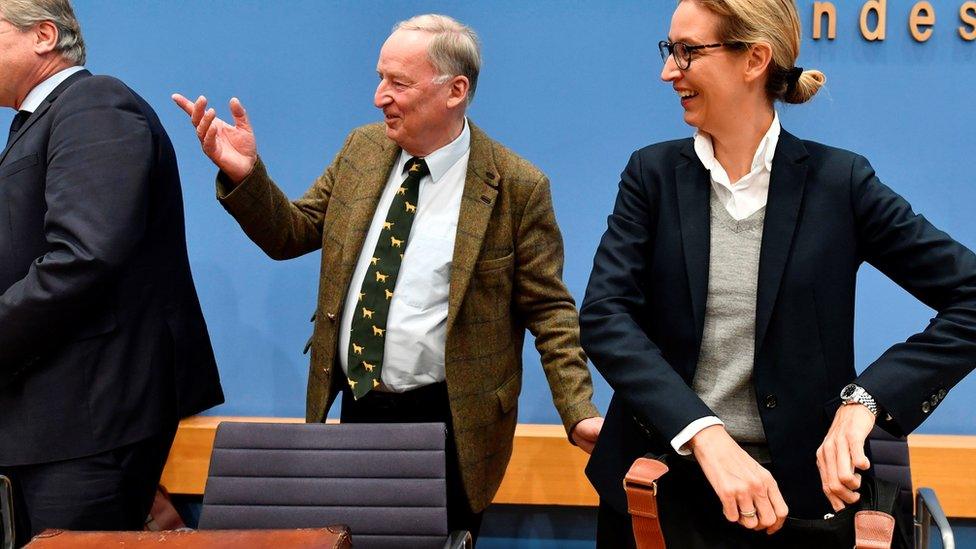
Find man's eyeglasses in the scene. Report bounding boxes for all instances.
[658,40,744,70]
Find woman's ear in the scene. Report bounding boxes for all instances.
[744,42,773,83]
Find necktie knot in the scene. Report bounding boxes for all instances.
[10,110,30,134]
[404,157,430,179]
[6,110,30,146]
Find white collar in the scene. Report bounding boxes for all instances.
[396,117,470,183]
[20,66,86,113]
[693,111,781,178]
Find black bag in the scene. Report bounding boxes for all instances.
[780,474,902,548]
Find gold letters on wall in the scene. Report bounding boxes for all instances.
[910,1,936,42]
[813,2,838,39]
[811,1,976,42]
[963,1,976,40]
[860,0,887,40]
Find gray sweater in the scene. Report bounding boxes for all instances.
[692,190,770,462]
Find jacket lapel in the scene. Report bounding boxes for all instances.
[675,141,711,346]
[446,122,498,337]
[754,129,810,352]
[339,131,399,286]
[1,70,90,165]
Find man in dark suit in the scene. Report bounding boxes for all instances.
[0,2,223,544]
[173,13,601,539]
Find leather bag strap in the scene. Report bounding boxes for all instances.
[624,456,670,549]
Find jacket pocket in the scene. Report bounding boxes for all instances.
[0,153,39,178]
[70,311,119,341]
[475,251,514,273]
[495,371,522,414]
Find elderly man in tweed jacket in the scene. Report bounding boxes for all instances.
[174,14,602,538]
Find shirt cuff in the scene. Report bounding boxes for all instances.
[671,416,724,456]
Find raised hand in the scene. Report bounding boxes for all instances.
[816,403,876,512]
[172,94,257,184]
[689,425,789,535]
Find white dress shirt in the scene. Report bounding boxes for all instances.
[338,119,470,392]
[19,66,85,113]
[693,111,780,220]
[670,112,781,455]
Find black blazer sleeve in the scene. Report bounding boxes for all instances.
[0,79,152,370]
[580,150,714,443]
[851,155,976,436]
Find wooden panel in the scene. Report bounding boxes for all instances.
[493,424,596,506]
[160,417,976,517]
[908,434,976,518]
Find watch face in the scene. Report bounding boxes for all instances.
[841,384,857,398]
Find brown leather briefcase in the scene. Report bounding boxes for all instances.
[24,527,352,548]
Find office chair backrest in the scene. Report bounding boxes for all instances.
[199,422,449,549]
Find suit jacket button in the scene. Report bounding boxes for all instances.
[327,312,336,321]
[921,401,931,414]
[763,395,777,409]
[937,388,947,400]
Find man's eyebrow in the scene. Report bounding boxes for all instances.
[377,69,412,81]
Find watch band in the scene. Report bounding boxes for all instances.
[840,384,878,416]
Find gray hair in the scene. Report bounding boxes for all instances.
[393,14,481,103]
[0,0,85,65]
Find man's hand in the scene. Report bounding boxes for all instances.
[816,403,876,511]
[689,425,789,534]
[171,94,257,184]
[570,416,603,454]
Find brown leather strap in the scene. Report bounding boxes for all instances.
[854,510,895,549]
[624,457,669,549]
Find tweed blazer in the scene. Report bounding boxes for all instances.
[218,121,598,511]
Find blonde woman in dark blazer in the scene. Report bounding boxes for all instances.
[581,1,976,547]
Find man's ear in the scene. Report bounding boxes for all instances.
[743,42,773,84]
[446,75,470,109]
[32,20,60,56]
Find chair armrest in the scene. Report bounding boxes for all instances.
[445,530,472,549]
[915,487,954,549]
[1,475,14,549]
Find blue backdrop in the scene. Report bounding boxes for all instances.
[9,1,974,433]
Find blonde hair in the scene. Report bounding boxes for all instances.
[0,0,85,65]
[690,0,825,104]
[394,14,481,103]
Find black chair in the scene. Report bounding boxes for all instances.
[867,427,955,549]
[1,474,13,549]
[198,421,471,549]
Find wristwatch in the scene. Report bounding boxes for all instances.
[840,383,878,416]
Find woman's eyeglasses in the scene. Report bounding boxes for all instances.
[658,40,744,70]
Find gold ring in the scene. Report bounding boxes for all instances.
[740,509,757,518]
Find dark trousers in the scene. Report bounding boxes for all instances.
[340,382,484,542]
[596,456,911,549]
[0,427,176,547]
